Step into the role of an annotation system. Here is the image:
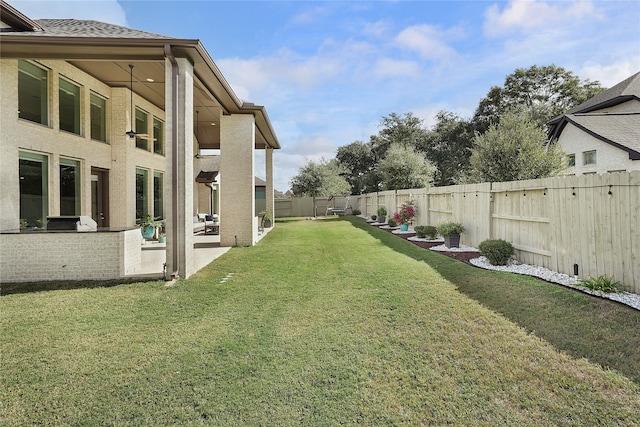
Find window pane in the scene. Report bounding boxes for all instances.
[567,154,575,167]
[59,78,81,135]
[90,93,107,142]
[153,118,164,155]
[136,168,148,219]
[60,158,81,215]
[135,108,148,150]
[583,150,596,165]
[18,60,48,126]
[19,152,49,228]
[153,171,164,219]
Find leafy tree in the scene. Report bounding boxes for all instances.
[464,109,566,183]
[420,111,474,186]
[290,159,350,197]
[335,141,377,194]
[369,112,429,161]
[378,144,436,190]
[472,65,605,132]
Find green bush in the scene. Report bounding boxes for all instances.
[352,209,361,216]
[423,225,438,240]
[371,214,377,221]
[579,275,620,293]
[436,221,465,236]
[478,239,515,266]
[377,206,387,216]
[387,218,397,227]
[414,225,427,238]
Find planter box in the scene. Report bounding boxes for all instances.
[444,233,461,248]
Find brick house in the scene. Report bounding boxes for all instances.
[0,1,280,282]
[547,72,640,175]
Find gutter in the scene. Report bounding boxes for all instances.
[164,44,180,279]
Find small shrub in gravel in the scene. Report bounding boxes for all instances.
[423,225,438,240]
[414,225,427,238]
[387,218,397,227]
[478,239,514,265]
[579,275,620,293]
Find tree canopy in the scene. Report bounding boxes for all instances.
[464,109,566,183]
[289,159,350,197]
[378,144,436,190]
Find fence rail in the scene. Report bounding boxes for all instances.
[275,171,639,293]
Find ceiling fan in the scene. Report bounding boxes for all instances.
[125,64,154,141]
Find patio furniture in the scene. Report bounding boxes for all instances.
[326,197,352,216]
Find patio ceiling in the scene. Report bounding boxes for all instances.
[0,36,279,150]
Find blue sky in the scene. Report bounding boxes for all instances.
[11,0,640,192]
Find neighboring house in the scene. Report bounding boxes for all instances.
[0,1,280,282]
[547,72,640,175]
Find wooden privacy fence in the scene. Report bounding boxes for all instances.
[276,171,639,293]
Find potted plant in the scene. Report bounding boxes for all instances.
[436,221,465,248]
[377,206,387,224]
[138,214,160,239]
[158,233,167,244]
[263,211,273,228]
[392,201,417,231]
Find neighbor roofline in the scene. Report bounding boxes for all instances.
[563,115,640,160]
[0,0,42,31]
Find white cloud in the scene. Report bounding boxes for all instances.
[291,6,331,25]
[579,57,640,87]
[394,24,461,62]
[484,0,596,38]
[10,0,127,25]
[373,58,420,79]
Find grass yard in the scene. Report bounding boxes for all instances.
[1,217,639,426]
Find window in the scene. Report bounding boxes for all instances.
[136,168,149,219]
[18,60,48,126]
[567,154,575,167]
[59,77,81,135]
[90,93,107,142]
[153,171,164,219]
[583,150,597,165]
[135,108,148,150]
[19,151,49,228]
[153,118,164,155]
[60,158,81,215]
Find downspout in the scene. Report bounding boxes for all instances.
[206,182,215,215]
[164,44,180,278]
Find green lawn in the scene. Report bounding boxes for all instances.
[2,217,639,426]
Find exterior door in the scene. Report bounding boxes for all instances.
[91,168,109,228]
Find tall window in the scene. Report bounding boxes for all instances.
[567,154,576,167]
[153,171,164,219]
[18,60,48,126]
[60,158,81,215]
[19,151,49,228]
[153,117,164,155]
[90,93,107,142]
[59,77,81,135]
[136,168,148,219]
[583,150,597,165]
[135,108,148,150]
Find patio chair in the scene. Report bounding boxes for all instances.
[325,197,352,216]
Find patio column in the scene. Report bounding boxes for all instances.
[220,114,255,246]
[165,55,194,279]
[265,147,274,222]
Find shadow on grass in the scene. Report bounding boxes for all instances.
[347,216,640,385]
[0,278,161,296]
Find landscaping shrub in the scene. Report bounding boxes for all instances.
[414,225,426,238]
[423,225,438,240]
[371,214,377,221]
[387,218,397,227]
[436,221,465,236]
[352,209,361,216]
[478,239,515,265]
[579,275,620,293]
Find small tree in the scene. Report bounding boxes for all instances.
[290,159,350,197]
[378,144,436,190]
[464,109,565,183]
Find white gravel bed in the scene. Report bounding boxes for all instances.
[407,236,444,243]
[430,244,480,252]
[470,256,640,311]
[392,228,415,235]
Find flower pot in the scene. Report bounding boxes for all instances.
[400,223,409,231]
[141,225,155,239]
[158,235,166,243]
[444,233,460,248]
[378,215,386,224]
